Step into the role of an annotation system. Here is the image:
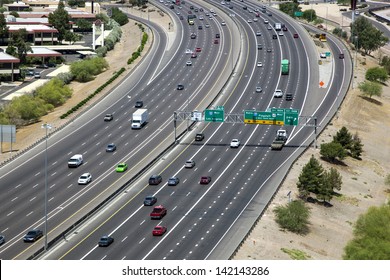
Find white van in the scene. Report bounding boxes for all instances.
[68,154,83,167]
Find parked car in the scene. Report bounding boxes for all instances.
[23,229,43,242]
[149,175,162,185]
[144,195,157,206]
[98,235,114,247]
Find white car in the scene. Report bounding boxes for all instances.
[256,86,262,92]
[264,19,269,24]
[185,49,192,54]
[205,23,210,28]
[186,61,192,66]
[256,31,262,36]
[199,16,204,20]
[253,18,258,22]
[257,61,263,67]
[274,89,283,98]
[221,21,226,26]
[247,19,253,23]
[78,173,92,185]
[278,31,284,36]
[230,139,240,148]
[320,53,326,59]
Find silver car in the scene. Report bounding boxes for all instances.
[184,159,195,168]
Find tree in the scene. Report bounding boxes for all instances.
[64,31,82,45]
[75,18,92,33]
[358,80,382,100]
[365,67,388,83]
[279,2,300,18]
[344,203,390,259]
[6,29,32,64]
[297,155,324,199]
[320,141,347,162]
[302,9,317,22]
[274,200,311,234]
[380,56,390,75]
[350,17,389,55]
[48,0,71,42]
[350,132,364,159]
[111,7,129,26]
[333,126,353,150]
[318,167,343,202]
[0,13,9,44]
[35,77,72,107]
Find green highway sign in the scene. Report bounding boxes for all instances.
[205,109,224,122]
[284,109,299,126]
[244,110,284,125]
[294,11,303,17]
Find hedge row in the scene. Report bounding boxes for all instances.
[60,67,126,119]
[127,23,148,65]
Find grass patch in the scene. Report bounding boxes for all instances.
[335,194,360,206]
[281,248,311,260]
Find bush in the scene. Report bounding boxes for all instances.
[274,200,311,234]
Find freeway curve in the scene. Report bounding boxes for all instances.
[38,0,351,260]
[0,1,236,259]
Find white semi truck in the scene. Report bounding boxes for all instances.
[131,109,148,129]
[274,22,282,31]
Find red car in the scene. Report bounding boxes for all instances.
[200,176,211,184]
[152,225,167,236]
[195,47,202,52]
[293,33,299,38]
[150,205,167,219]
[191,52,197,58]
[214,39,219,44]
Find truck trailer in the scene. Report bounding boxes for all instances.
[131,109,148,129]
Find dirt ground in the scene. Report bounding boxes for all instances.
[1,4,390,260]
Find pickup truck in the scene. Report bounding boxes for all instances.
[150,205,167,219]
[271,129,288,150]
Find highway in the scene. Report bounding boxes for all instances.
[38,0,351,260]
[0,1,235,259]
[0,0,351,260]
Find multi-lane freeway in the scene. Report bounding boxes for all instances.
[0,0,352,260]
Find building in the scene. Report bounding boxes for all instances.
[0,52,20,82]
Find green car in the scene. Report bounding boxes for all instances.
[116,163,128,172]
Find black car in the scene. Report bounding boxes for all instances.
[0,235,5,245]
[195,133,204,141]
[144,195,157,206]
[190,33,197,39]
[272,34,277,39]
[98,235,114,247]
[285,93,293,101]
[149,175,162,185]
[36,64,49,69]
[106,143,116,152]
[23,229,43,242]
[135,101,144,108]
[177,84,184,90]
[216,33,220,38]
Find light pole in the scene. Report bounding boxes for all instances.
[41,123,52,251]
